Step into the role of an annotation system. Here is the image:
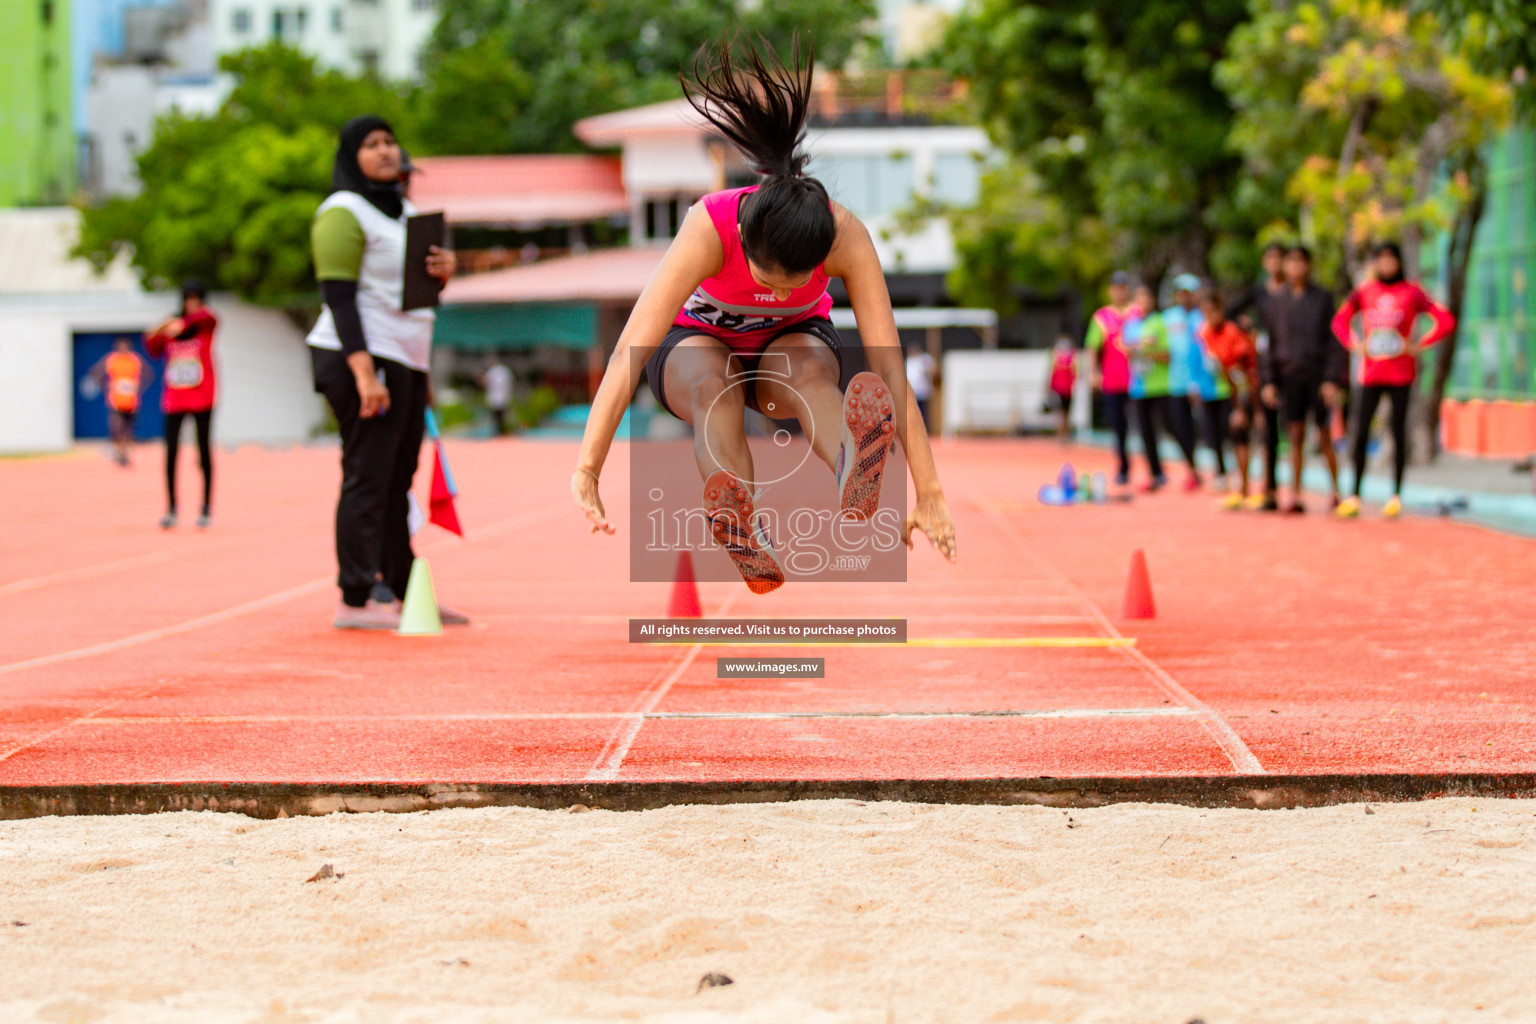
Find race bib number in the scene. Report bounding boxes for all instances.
[1366,329,1405,359]
[167,354,203,389]
[166,346,204,389]
[681,299,779,335]
[111,377,138,400]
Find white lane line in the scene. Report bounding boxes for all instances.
[1074,599,1265,775]
[0,520,312,598]
[0,685,164,765]
[1,544,221,598]
[0,502,565,679]
[586,587,745,781]
[0,578,334,679]
[79,706,1198,725]
[975,497,1265,775]
[0,503,569,766]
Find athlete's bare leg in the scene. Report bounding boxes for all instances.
[751,333,844,472]
[662,334,754,484]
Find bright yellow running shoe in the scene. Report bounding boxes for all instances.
[1220,492,1245,510]
[1334,496,1361,519]
[1242,492,1268,511]
[1383,495,1402,519]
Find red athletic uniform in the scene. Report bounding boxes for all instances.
[1049,348,1076,397]
[1330,280,1455,387]
[146,308,219,413]
[672,185,834,354]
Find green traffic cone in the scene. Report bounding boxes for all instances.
[397,558,442,636]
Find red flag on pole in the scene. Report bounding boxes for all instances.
[428,442,463,536]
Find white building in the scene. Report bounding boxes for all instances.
[0,209,323,455]
[572,77,991,281]
[804,123,985,275]
[209,0,437,80]
[86,66,229,197]
[878,0,962,65]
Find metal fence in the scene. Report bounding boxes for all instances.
[1428,126,1536,400]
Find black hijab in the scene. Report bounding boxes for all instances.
[331,115,403,220]
[1373,241,1405,285]
[179,278,208,318]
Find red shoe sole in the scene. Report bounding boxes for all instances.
[703,469,784,595]
[838,372,895,520]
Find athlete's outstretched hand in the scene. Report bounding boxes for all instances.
[572,468,615,535]
[903,491,957,562]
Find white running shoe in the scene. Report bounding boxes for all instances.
[332,599,402,631]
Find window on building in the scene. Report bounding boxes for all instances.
[930,152,982,208]
[331,5,342,31]
[232,7,251,33]
[295,6,308,33]
[807,154,914,221]
[272,9,284,37]
[358,50,380,73]
[644,197,684,241]
[413,0,435,10]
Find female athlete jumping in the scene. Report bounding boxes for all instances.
[570,36,957,592]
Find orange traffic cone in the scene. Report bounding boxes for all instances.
[668,551,702,618]
[1122,549,1156,620]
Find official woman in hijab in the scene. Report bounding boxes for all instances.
[307,115,466,630]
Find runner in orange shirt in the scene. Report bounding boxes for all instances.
[1199,293,1259,509]
[89,337,152,467]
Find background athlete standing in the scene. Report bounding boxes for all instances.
[145,280,218,529]
[1257,246,1347,513]
[1332,241,1456,519]
[1084,272,1134,486]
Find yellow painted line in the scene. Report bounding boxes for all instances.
[907,637,1135,648]
[642,641,1136,647]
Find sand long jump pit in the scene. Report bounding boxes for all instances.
[1,797,1533,1023]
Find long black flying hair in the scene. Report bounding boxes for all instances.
[681,34,836,276]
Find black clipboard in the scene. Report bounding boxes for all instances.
[402,211,447,311]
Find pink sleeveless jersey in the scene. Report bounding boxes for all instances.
[673,185,834,354]
[1090,305,1131,395]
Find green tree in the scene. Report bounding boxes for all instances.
[74,45,414,308]
[942,162,1117,316]
[412,31,534,155]
[1219,0,1511,456]
[1411,0,1536,103]
[421,0,877,154]
[942,0,1254,288]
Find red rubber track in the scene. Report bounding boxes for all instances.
[1,439,1532,786]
